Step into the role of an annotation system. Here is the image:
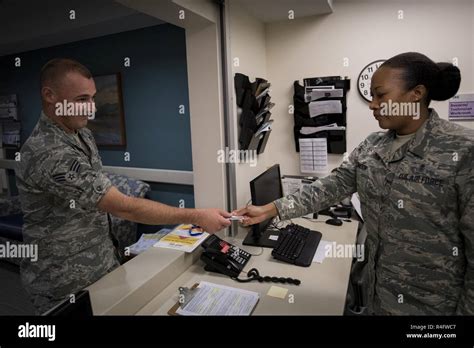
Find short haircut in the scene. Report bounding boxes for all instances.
[40,58,92,88]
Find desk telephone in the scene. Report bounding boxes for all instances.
[200,234,251,278]
[200,235,302,285]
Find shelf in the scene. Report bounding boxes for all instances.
[231,0,333,23]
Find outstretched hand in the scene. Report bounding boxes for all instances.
[195,208,232,233]
[232,203,278,226]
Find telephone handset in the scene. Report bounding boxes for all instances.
[200,234,251,278]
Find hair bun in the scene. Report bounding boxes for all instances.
[430,63,461,101]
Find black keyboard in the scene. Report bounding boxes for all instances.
[271,224,322,267]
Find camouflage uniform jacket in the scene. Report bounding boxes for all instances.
[274,109,474,315]
[16,111,119,314]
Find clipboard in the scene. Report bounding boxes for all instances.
[167,282,260,316]
[168,283,199,316]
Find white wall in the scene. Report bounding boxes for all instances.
[212,0,474,209]
[264,0,474,177]
[228,2,273,208]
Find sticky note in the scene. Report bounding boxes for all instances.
[267,286,288,299]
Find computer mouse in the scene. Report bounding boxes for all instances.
[325,218,343,226]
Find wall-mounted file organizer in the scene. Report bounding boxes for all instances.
[235,73,274,155]
[293,76,350,154]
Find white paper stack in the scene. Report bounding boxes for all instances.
[176,281,259,316]
[309,100,342,118]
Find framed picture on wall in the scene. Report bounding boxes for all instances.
[88,73,126,148]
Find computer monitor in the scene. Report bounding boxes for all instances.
[243,164,283,248]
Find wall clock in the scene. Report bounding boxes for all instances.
[357,60,386,102]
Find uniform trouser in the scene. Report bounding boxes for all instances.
[27,291,64,315]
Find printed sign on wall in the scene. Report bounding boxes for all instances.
[449,93,474,121]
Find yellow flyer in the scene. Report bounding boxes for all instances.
[153,224,209,253]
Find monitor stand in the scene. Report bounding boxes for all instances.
[242,228,280,248]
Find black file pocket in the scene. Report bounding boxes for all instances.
[248,128,272,154]
[257,111,272,126]
[294,128,347,154]
[235,73,274,154]
[257,129,272,154]
[239,109,258,150]
[293,78,350,153]
[294,109,346,128]
[235,73,251,106]
[293,82,347,124]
